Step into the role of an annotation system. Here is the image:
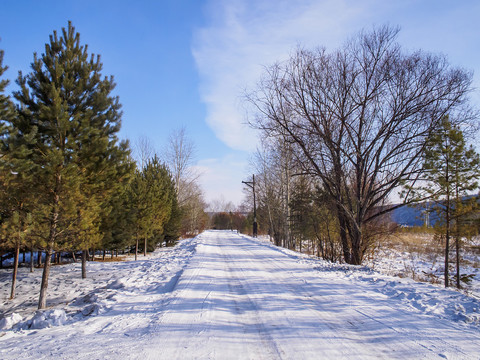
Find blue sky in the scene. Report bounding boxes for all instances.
[1,0,480,206]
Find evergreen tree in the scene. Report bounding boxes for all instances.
[126,157,177,259]
[0,47,13,138]
[0,46,13,205]
[11,22,127,308]
[162,192,181,247]
[143,157,176,251]
[0,47,39,298]
[0,48,20,297]
[0,46,11,242]
[127,168,148,260]
[0,135,38,298]
[99,153,136,257]
[420,116,480,288]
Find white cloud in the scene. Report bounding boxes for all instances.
[192,0,480,204]
[192,0,372,152]
[194,152,249,206]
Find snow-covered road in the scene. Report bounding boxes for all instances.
[2,230,480,359]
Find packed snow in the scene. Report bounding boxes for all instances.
[1,230,480,359]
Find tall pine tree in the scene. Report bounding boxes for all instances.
[421,116,480,288]
[11,22,128,309]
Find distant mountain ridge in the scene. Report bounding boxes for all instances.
[391,203,435,227]
[390,196,479,227]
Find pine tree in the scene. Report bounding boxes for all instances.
[0,138,38,299]
[0,46,11,242]
[100,171,134,257]
[0,47,37,298]
[421,116,480,288]
[11,22,127,308]
[99,152,135,258]
[126,157,177,259]
[0,46,13,198]
[163,192,182,247]
[0,47,13,136]
[142,157,175,253]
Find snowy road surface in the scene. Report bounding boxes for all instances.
[1,230,480,359]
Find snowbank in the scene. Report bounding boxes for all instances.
[249,234,480,326]
[0,237,198,333]
[0,313,22,330]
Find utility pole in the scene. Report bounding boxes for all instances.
[242,174,258,237]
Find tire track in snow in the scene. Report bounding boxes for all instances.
[220,235,362,359]
[143,232,284,360]
[230,235,479,359]
[142,231,480,359]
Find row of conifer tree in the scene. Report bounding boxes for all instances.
[0,22,182,308]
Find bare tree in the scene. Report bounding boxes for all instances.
[250,138,296,248]
[180,181,208,236]
[164,127,199,205]
[164,127,206,235]
[208,195,236,213]
[248,25,474,265]
[134,136,156,170]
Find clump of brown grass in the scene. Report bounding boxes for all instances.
[383,228,441,256]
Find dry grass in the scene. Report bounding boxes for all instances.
[369,229,442,258]
[369,228,480,282]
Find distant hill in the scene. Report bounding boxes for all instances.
[391,201,461,227]
[391,203,431,227]
[391,196,480,227]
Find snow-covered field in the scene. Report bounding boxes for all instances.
[365,233,480,298]
[1,230,480,359]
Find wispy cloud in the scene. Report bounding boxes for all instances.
[192,0,480,205]
[194,153,249,205]
[192,0,372,151]
[193,0,480,152]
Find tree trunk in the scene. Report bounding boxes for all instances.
[444,161,450,288]
[337,208,351,264]
[350,227,363,265]
[39,175,61,310]
[103,249,106,261]
[38,247,53,309]
[30,244,34,273]
[82,250,87,279]
[444,207,450,287]
[455,234,460,289]
[10,243,20,299]
[38,250,42,266]
[144,237,147,256]
[455,183,461,289]
[72,251,77,263]
[135,238,138,261]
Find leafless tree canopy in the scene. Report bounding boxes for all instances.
[164,127,207,236]
[164,127,197,204]
[248,25,474,264]
[134,136,156,170]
